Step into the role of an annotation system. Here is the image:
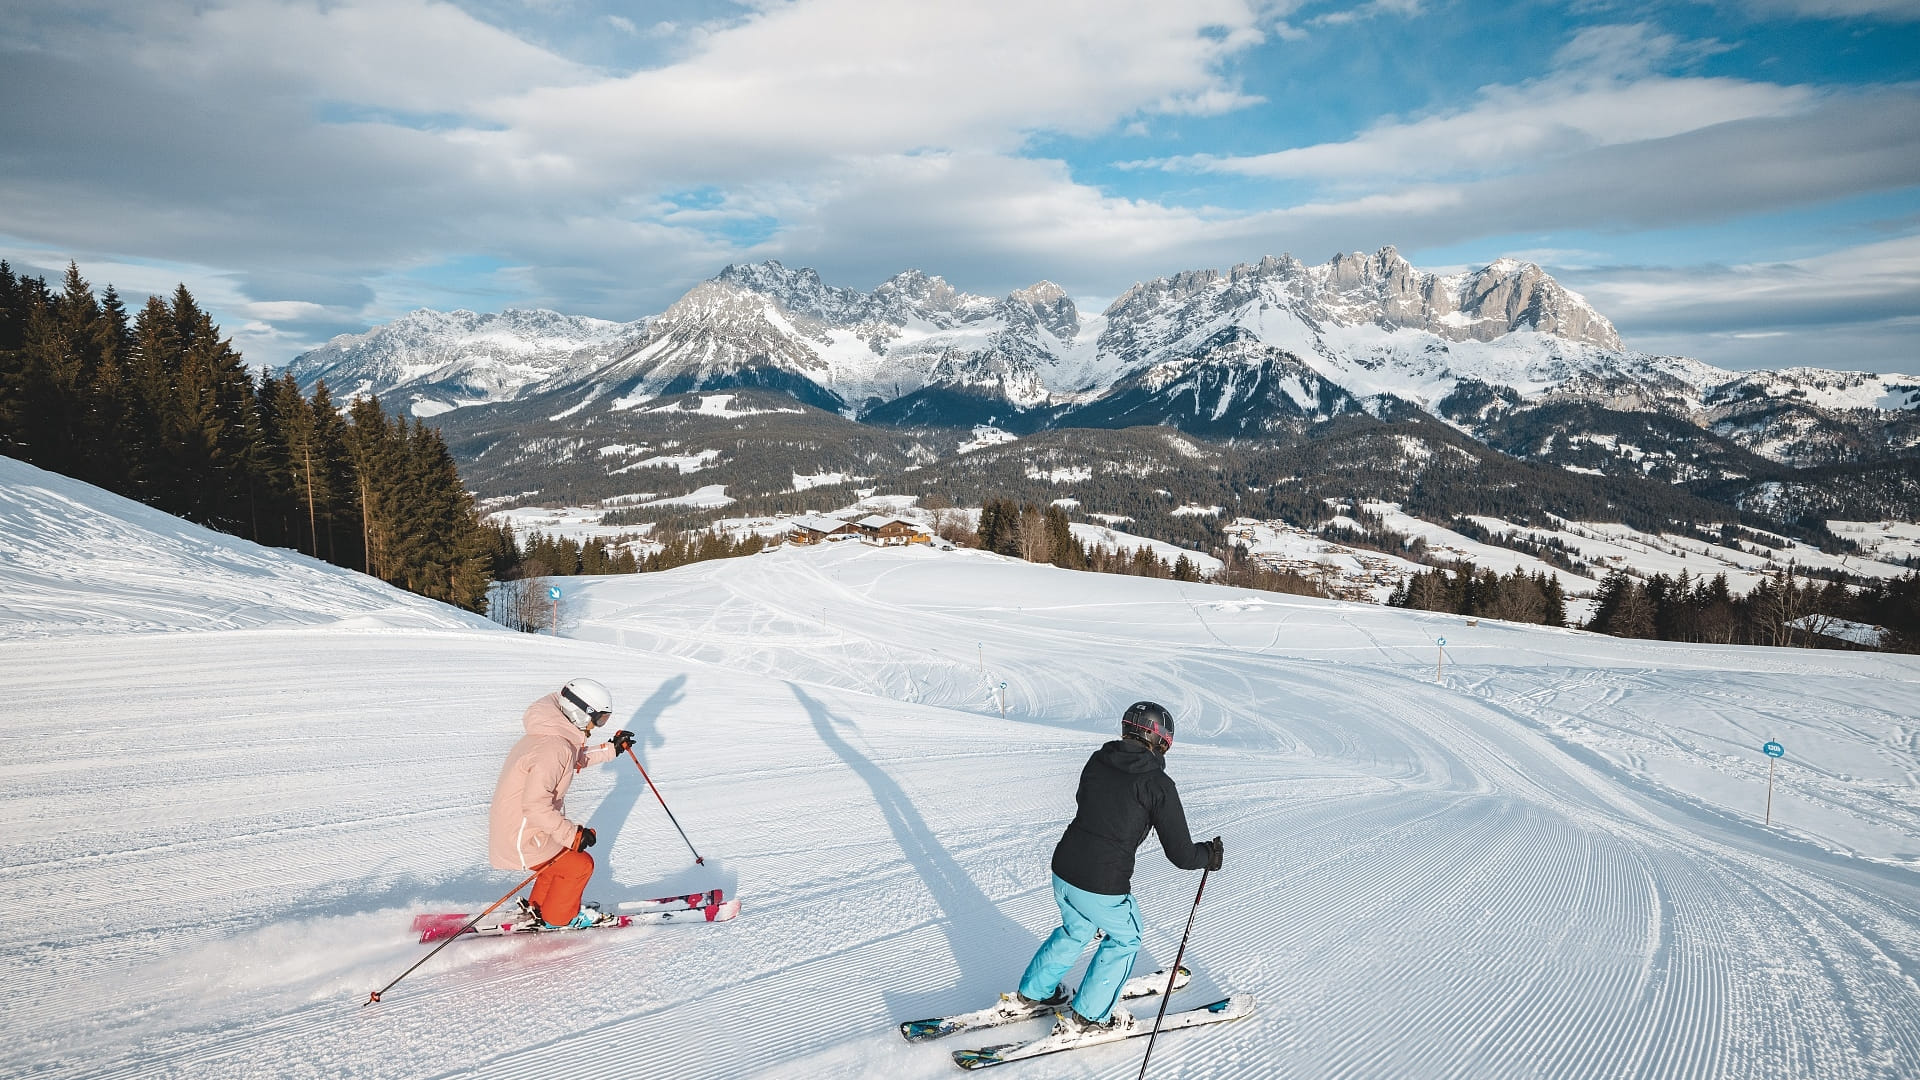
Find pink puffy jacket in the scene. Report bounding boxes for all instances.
[488,692,616,871]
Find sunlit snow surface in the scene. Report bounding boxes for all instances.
[3,455,1919,1079]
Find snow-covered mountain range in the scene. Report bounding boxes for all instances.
[289,308,650,417]
[291,249,1920,467]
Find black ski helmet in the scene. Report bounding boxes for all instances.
[1121,701,1174,754]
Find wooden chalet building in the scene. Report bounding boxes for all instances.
[855,515,931,546]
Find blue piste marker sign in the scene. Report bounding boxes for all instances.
[1762,741,1785,824]
[548,586,562,601]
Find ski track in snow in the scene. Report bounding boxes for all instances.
[2,459,1919,1078]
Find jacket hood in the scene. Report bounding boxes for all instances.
[524,692,587,747]
[1094,738,1164,775]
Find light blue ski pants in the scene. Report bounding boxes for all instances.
[1018,874,1142,1022]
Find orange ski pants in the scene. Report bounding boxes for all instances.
[529,850,594,924]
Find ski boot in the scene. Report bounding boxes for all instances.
[990,985,1071,1021]
[1051,1005,1135,1040]
[508,898,544,929]
[557,901,616,930]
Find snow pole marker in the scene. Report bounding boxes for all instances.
[1435,636,1447,683]
[1137,866,1210,1080]
[365,855,557,1006]
[626,747,705,865]
[548,584,561,636]
[1762,740,1785,825]
[998,681,1007,719]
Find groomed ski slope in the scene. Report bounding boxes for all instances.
[3,457,1919,1079]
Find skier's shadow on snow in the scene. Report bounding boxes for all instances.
[791,683,1110,1017]
[586,675,734,899]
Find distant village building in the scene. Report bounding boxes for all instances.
[787,514,861,545]
[855,515,931,546]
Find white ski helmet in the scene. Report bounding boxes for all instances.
[557,677,613,731]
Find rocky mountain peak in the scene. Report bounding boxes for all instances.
[871,269,995,323]
[1003,280,1079,340]
[1451,258,1620,350]
[1103,268,1225,322]
[712,260,869,323]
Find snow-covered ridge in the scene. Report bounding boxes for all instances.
[0,455,493,638]
[1105,245,1619,352]
[289,307,650,417]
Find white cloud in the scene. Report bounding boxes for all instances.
[480,0,1267,182]
[140,0,591,116]
[1569,234,1920,334]
[1150,25,1809,182]
[746,153,1228,289]
[1311,0,1425,26]
[1734,0,1920,18]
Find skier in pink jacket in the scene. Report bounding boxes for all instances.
[489,678,635,929]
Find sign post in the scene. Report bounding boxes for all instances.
[1435,637,1447,683]
[997,680,1007,719]
[548,585,562,637]
[1762,741,1785,825]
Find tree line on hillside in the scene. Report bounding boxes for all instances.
[509,527,770,580]
[957,497,1204,583]
[1583,568,1920,651]
[1388,565,1570,626]
[488,527,773,632]
[0,262,502,611]
[1391,562,1920,652]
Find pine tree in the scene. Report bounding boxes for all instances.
[12,264,103,479]
[137,285,265,534]
[307,381,356,565]
[83,285,139,492]
[344,396,403,579]
[1541,573,1567,627]
[1044,505,1082,569]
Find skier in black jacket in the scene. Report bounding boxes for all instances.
[1001,701,1222,1037]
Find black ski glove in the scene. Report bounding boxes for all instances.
[1205,836,1224,872]
[609,730,635,755]
[574,825,597,850]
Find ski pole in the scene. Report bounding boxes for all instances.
[1136,866,1210,1080]
[626,747,705,865]
[364,855,557,1007]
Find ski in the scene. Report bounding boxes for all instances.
[412,889,733,942]
[899,966,1191,1043]
[455,901,739,937]
[950,994,1253,1070]
[616,889,727,913]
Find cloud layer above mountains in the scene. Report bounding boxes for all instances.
[1,0,1916,372]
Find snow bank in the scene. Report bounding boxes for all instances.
[0,455,492,638]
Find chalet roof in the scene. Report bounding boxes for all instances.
[788,514,859,534]
[856,514,925,530]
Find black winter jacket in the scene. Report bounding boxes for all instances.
[1050,739,1210,896]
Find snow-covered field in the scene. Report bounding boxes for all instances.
[1225,501,1920,617]
[490,504,656,548]
[4,456,1920,1079]
[1070,522,1224,574]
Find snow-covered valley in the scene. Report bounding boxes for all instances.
[3,456,1919,1078]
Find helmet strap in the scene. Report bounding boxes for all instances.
[560,686,599,730]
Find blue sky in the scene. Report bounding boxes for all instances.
[2,0,1916,372]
